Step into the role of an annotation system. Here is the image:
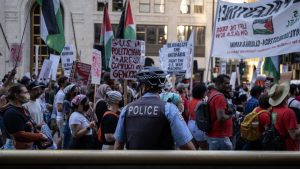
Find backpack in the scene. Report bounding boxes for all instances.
[195,93,221,133]
[97,111,119,143]
[288,99,300,123]
[240,108,266,141]
[260,112,286,150]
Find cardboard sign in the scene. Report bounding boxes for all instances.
[91,49,102,84]
[69,61,91,86]
[110,39,145,80]
[61,45,75,77]
[38,59,53,84]
[9,43,23,67]
[279,71,292,83]
[49,54,60,81]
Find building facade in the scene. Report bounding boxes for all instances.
[0,0,215,82]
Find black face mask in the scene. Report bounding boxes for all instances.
[83,104,90,112]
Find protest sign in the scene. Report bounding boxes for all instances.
[110,39,145,80]
[61,44,75,77]
[49,54,60,81]
[69,61,91,86]
[220,58,227,74]
[159,42,190,72]
[38,59,53,84]
[9,43,23,67]
[279,71,293,83]
[91,49,102,84]
[212,0,300,59]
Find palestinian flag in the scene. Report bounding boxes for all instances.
[263,56,279,83]
[252,16,274,35]
[37,0,65,53]
[116,0,136,40]
[100,4,114,70]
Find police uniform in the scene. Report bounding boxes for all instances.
[114,93,193,150]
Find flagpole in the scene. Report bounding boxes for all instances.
[0,23,10,51]
[15,0,34,68]
[206,0,220,83]
[71,13,80,61]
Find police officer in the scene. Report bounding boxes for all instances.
[114,66,195,150]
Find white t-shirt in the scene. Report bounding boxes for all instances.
[288,97,300,109]
[69,112,92,136]
[23,99,44,125]
[54,89,65,121]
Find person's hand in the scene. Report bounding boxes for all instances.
[10,67,17,77]
[89,121,96,128]
[41,133,49,141]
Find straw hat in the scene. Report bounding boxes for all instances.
[268,82,290,106]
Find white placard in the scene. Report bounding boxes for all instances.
[61,44,75,77]
[220,58,227,74]
[49,54,60,81]
[230,72,237,89]
[91,49,102,84]
[38,59,53,84]
[212,0,300,59]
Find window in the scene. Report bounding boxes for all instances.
[30,3,63,75]
[140,0,150,13]
[136,25,168,56]
[180,0,190,14]
[194,0,204,14]
[154,0,165,13]
[94,23,119,44]
[112,0,123,12]
[177,26,205,57]
[97,0,105,11]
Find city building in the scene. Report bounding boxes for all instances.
[0,0,216,82]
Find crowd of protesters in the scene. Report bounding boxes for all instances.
[1,66,300,151]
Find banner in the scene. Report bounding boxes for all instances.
[9,43,23,67]
[110,39,145,80]
[212,0,300,59]
[61,45,75,77]
[38,59,53,84]
[69,61,91,86]
[159,41,190,72]
[49,54,60,81]
[91,49,102,84]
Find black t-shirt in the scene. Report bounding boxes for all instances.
[101,112,119,145]
[3,105,34,136]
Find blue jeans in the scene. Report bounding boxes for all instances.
[207,137,233,150]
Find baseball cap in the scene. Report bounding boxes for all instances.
[27,81,44,90]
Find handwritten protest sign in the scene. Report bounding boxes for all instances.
[159,42,189,72]
[69,61,91,86]
[38,59,53,84]
[91,49,102,84]
[61,45,75,77]
[110,39,145,80]
[212,0,300,59]
[49,54,60,81]
[9,43,23,67]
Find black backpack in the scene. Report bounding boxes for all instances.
[288,99,300,123]
[195,93,221,133]
[260,112,286,150]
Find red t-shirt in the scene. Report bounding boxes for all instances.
[207,90,233,138]
[254,107,271,133]
[272,104,299,151]
[188,98,200,120]
[181,94,189,123]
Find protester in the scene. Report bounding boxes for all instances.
[187,83,208,150]
[207,74,233,150]
[69,94,96,149]
[114,66,195,150]
[2,84,50,149]
[100,91,122,150]
[268,82,300,151]
[244,86,264,115]
[176,83,189,123]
